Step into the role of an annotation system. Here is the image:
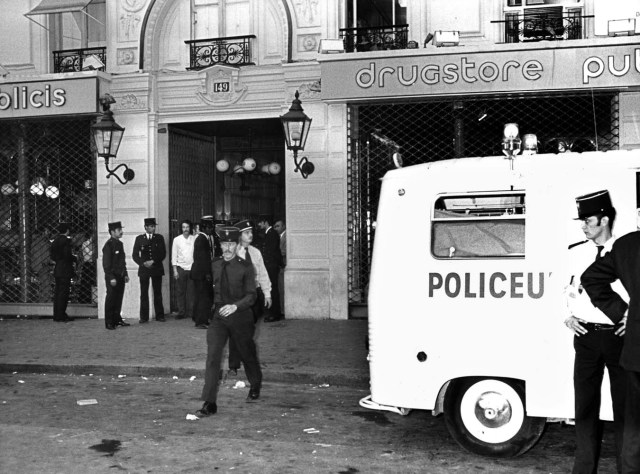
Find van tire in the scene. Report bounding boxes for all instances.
[443,377,545,457]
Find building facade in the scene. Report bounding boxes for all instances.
[0,0,638,320]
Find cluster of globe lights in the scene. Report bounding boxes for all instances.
[215,157,281,176]
[1,179,59,199]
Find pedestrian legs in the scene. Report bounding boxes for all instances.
[139,275,150,321]
[175,267,194,319]
[193,278,212,326]
[150,275,165,318]
[201,316,230,403]
[104,277,124,328]
[622,370,640,473]
[53,277,71,320]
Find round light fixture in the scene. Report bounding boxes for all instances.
[242,157,256,172]
[216,159,230,173]
[268,162,281,175]
[1,183,15,195]
[503,123,520,140]
[45,185,60,199]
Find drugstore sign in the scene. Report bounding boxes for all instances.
[321,43,640,101]
[0,77,98,119]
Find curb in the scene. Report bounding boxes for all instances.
[0,363,370,389]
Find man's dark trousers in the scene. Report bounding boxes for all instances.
[53,277,71,320]
[193,279,212,325]
[573,329,626,474]
[202,308,262,403]
[105,277,125,328]
[139,274,164,321]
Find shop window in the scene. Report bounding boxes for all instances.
[503,0,585,42]
[431,193,526,259]
[192,0,251,39]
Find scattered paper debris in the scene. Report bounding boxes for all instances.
[233,381,246,389]
[315,443,332,447]
[77,399,98,406]
[319,384,330,388]
[186,414,199,421]
[18,380,25,384]
[141,376,148,380]
[117,375,126,379]
[172,376,178,380]
[304,430,320,434]
[190,376,196,381]
[303,428,319,433]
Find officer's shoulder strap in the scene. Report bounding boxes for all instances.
[568,239,588,250]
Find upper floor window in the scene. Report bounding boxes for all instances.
[192,0,250,39]
[26,0,106,50]
[431,192,526,259]
[346,0,407,28]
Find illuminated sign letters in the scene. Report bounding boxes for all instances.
[0,84,66,110]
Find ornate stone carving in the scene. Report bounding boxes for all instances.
[297,34,319,52]
[297,80,321,100]
[118,94,147,110]
[196,65,248,106]
[294,0,319,27]
[119,0,147,42]
[117,48,137,65]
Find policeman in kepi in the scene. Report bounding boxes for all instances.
[196,226,261,418]
[102,221,130,330]
[564,190,627,474]
[132,217,166,323]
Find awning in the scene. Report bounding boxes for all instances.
[25,0,92,16]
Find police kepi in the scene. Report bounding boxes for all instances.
[575,190,613,220]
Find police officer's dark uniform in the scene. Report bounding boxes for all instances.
[132,217,166,323]
[102,221,129,330]
[196,226,261,417]
[567,191,626,474]
[191,216,214,329]
[50,222,75,322]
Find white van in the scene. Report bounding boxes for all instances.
[363,149,640,457]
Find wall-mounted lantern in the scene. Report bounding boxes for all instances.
[280,90,314,179]
[90,94,134,185]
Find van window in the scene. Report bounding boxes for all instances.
[432,193,525,258]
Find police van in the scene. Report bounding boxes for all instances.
[363,143,640,457]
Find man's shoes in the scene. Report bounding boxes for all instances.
[155,316,166,322]
[139,320,149,324]
[175,314,186,320]
[228,368,238,377]
[264,315,283,323]
[195,401,217,417]
[195,323,208,329]
[247,388,260,401]
[116,320,130,327]
[54,317,74,322]
[105,324,116,330]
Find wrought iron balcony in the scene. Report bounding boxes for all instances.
[185,35,256,70]
[339,24,409,53]
[492,12,593,43]
[53,47,106,73]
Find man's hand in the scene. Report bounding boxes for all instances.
[564,315,588,336]
[124,276,129,284]
[143,260,154,268]
[264,297,272,309]
[616,312,628,337]
[219,304,237,318]
[110,279,117,287]
[173,270,179,280]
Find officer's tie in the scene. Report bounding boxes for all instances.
[243,247,252,265]
[596,245,604,260]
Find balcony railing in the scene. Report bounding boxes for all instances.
[185,35,256,70]
[53,47,106,73]
[492,13,593,43]
[339,24,409,52]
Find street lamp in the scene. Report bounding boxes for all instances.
[280,90,314,179]
[90,94,134,185]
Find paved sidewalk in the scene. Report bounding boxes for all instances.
[0,317,370,388]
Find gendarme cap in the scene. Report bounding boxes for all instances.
[575,190,613,220]
[144,217,157,226]
[108,221,123,231]
[217,226,240,243]
[234,219,254,233]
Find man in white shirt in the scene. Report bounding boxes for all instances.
[227,219,272,375]
[171,219,196,320]
[564,190,627,474]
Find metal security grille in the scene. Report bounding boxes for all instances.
[347,92,620,304]
[0,119,97,310]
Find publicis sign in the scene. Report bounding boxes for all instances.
[321,43,640,101]
[0,77,98,119]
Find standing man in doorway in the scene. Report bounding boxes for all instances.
[191,216,214,329]
[50,222,75,322]
[132,217,166,323]
[564,190,626,474]
[171,219,195,320]
[258,215,283,322]
[103,221,130,330]
[274,218,286,317]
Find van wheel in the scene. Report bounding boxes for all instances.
[443,377,545,457]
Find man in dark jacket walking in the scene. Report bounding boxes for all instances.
[257,215,283,322]
[50,222,75,322]
[195,226,260,418]
[102,221,130,330]
[132,217,166,323]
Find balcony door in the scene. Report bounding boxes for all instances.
[346,0,407,28]
[192,0,250,39]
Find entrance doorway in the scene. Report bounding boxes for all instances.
[167,118,285,314]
